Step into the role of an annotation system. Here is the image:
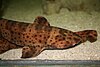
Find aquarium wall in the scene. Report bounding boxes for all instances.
[0,0,100,61]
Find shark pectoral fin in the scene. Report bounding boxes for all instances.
[32,47,44,57]
[21,46,44,58]
[21,46,35,58]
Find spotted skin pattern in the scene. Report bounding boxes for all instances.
[0,16,98,58]
[0,35,21,54]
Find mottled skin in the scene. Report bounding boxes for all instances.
[0,16,98,58]
[0,34,21,54]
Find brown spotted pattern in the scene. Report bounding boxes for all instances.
[0,16,98,58]
[0,35,21,54]
[74,30,97,43]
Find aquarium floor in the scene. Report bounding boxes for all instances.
[0,0,100,60]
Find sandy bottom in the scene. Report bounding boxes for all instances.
[0,0,100,60]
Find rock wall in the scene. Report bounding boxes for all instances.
[42,0,100,15]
